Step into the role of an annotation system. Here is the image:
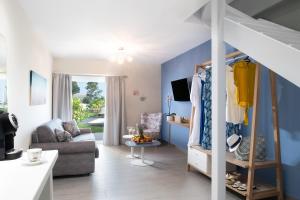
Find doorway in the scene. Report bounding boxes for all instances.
[71,76,105,140]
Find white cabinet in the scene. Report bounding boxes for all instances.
[188,146,211,176]
[188,146,236,177]
[0,150,58,200]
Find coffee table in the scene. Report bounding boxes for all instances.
[122,135,139,159]
[125,140,161,167]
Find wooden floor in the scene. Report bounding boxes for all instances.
[53,143,242,200]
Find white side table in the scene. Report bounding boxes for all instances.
[125,140,161,167]
[123,135,139,159]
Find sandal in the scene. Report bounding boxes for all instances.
[237,184,257,191]
[226,179,236,185]
[232,181,242,188]
[238,184,247,191]
[226,173,234,180]
[226,172,240,180]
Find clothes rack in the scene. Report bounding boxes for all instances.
[226,54,249,64]
[188,50,283,200]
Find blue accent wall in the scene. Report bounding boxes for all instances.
[161,40,300,198]
[247,66,300,199]
[161,40,235,151]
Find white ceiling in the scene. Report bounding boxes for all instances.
[17,0,210,64]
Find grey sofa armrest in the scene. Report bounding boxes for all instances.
[30,141,96,155]
[79,128,92,134]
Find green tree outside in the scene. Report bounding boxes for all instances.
[82,82,102,104]
[72,81,80,95]
[72,97,88,122]
[89,98,105,113]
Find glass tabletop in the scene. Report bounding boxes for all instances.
[125,140,161,147]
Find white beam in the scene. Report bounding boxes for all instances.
[211,0,226,200]
[224,16,300,88]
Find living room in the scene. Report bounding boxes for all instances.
[1,0,300,200]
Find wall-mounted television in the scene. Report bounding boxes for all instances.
[171,78,191,101]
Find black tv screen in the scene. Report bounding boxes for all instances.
[171,78,191,101]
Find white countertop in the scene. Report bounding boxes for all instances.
[0,150,58,200]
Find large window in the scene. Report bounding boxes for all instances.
[72,76,105,140]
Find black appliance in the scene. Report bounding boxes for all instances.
[171,78,191,101]
[0,112,22,161]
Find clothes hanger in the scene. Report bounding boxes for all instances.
[244,56,251,63]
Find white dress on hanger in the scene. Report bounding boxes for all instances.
[188,70,205,146]
[226,65,245,124]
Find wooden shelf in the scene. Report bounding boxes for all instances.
[167,120,190,128]
[190,145,280,198]
[226,183,278,198]
[190,145,276,169]
[226,152,277,169]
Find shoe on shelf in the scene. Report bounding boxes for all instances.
[232,181,242,188]
[237,183,257,191]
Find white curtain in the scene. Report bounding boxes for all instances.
[103,76,126,146]
[52,73,72,121]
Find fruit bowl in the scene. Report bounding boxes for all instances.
[131,135,153,144]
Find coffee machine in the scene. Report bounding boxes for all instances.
[0,112,22,160]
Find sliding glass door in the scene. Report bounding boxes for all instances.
[72,76,105,140]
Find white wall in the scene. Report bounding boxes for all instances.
[0,0,53,149]
[53,58,161,126]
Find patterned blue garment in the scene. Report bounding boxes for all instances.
[199,80,205,144]
[226,123,241,139]
[226,123,241,150]
[201,69,212,149]
[199,68,241,150]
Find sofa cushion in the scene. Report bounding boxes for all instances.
[63,120,80,137]
[55,129,73,142]
[36,119,64,143]
[73,133,96,142]
[72,133,99,158]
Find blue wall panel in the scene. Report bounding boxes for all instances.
[161,40,235,151]
[253,66,300,198]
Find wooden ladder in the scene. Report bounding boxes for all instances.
[246,65,283,200]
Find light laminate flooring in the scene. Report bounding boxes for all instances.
[53,143,242,200]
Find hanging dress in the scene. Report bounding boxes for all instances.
[225,65,243,140]
[226,65,245,124]
[188,74,202,146]
[201,68,212,150]
[233,61,256,125]
[199,79,205,144]
[188,70,206,146]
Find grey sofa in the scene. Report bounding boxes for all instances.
[30,119,99,176]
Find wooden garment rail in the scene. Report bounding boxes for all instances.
[193,51,242,73]
[188,50,283,200]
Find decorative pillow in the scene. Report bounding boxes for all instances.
[36,125,58,143]
[55,129,73,142]
[62,120,80,137]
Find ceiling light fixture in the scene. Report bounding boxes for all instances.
[110,47,133,65]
